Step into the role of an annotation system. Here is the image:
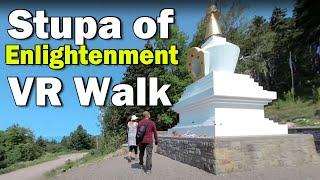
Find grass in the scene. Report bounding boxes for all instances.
[45,159,77,178]
[265,98,320,126]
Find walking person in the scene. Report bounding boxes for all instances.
[137,111,158,173]
[127,115,139,162]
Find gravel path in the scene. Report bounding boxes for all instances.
[54,153,320,180]
[0,152,87,180]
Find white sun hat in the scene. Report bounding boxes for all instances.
[131,115,138,121]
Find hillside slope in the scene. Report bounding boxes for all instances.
[265,100,320,126]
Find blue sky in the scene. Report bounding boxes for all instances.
[0,1,294,140]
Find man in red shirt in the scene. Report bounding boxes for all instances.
[137,111,158,173]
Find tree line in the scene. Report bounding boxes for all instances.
[0,124,94,169]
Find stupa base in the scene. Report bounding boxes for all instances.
[157,134,320,174]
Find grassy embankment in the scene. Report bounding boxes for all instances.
[45,151,105,178]
[46,135,126,178]
[266,96,320,127]
[0,151,85,175]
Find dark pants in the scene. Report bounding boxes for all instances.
[139,143,153,170]
[129,145,137,154]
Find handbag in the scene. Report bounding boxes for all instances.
[136,123,149,145]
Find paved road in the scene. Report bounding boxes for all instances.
[0,153,86,180]
[55,153,320,180]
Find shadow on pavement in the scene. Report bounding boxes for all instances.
[131,163,142,169]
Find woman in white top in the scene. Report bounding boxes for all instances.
[127,115,138,162]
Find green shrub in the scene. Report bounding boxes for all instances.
[315,110,320,117]
[94,131,126,156]
[6,143,43,164]
[19,143,43,161]
[46,143,66,153]
[95,136,107,155]
[312,87,320,102]
[104,132,126,153]
[62,159,74,172]
[6,145,22,165]
[0,145,7,168]
[283,91,295,102]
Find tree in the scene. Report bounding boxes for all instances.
[292,0,320,95]
[0,125,44,167]
[268,8,293,93]
[0,145,6,168]
[69,125,94,150]
[36,136,48,150]
[101,25,192,132]
[60,136,71,149]
[152,25,192,129]
[236,16,276,90]
[270,7,287,33]
[4,124,33,147]
[294,0,320,43]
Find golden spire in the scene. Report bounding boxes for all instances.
[204,0,223,40]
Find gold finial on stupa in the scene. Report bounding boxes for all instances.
[204,0,223,40]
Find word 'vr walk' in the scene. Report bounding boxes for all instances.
[8,77,172,107]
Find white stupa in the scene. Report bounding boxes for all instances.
[168,1,288,137]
